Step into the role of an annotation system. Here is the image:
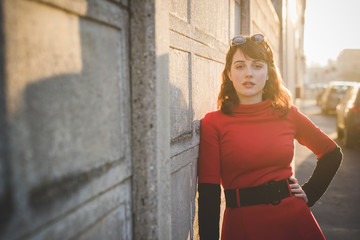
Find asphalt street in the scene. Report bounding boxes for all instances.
[295,99,360,240]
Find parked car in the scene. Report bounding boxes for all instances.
[305,83,327,106]
[321,81,357,114]
[316,86,326,106]
[336,83,360,147]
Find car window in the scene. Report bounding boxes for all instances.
[337,85,349,93]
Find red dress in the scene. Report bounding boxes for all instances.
[198,100,336,240]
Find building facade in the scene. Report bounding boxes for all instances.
[0,0,305,239]
[337,49,360,82]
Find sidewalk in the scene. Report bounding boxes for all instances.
[294,98,360,240]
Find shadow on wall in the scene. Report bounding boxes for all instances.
[170,79,202,240]
[0,3,130,239]
[23,73,125,209]
[0,0,13,230]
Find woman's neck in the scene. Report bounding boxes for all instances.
[237,95,262,105]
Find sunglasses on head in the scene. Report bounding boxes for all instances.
[231,34,265,46]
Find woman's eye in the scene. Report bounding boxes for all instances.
[254,64,263,69]
[235,64,244,69]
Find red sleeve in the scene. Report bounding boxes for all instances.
[198,112,221,184]
[293,107,336,159]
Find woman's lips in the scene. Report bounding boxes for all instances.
[243,81,255,88]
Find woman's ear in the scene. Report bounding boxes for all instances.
[227,70,232,82]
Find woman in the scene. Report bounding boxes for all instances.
[197,34,342,240]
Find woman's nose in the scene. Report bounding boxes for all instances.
[244,66,253,77]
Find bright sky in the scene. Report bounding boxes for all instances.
[304,0,360,67]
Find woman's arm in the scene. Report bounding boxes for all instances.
[198,183,221,239]
[197,113,222,239]
[293,107,343,207]
[301,146,343,207]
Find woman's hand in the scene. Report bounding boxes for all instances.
[289,177,308,203]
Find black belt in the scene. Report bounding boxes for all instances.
[224,179,292,208]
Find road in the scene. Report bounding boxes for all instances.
[295,99,360,240]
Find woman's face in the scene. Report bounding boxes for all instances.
[227,49,268,104]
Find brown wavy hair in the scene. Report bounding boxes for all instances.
[218,35,292,115]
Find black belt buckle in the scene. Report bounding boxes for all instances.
[265,180,282,205]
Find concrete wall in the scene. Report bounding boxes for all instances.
[169,1,240,239]
[0,0,132,239]
[278,0,306,99]
[240,0,280,62]
[0,0,306,239]
[251,0,281,63]
[130,0,171,239]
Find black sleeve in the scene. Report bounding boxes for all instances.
[198,183,221,240]
[302,146,343,207]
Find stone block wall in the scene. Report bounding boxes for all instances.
[0,0,132,239]
[0,0,305,239]
[251,0,281,63]
[169,1,240,239]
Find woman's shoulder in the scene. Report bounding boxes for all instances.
[201,109,224,125]
[284,105,302,117]
[284,105,313,124]
[200,110,224,134]
[288,104,310,117]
